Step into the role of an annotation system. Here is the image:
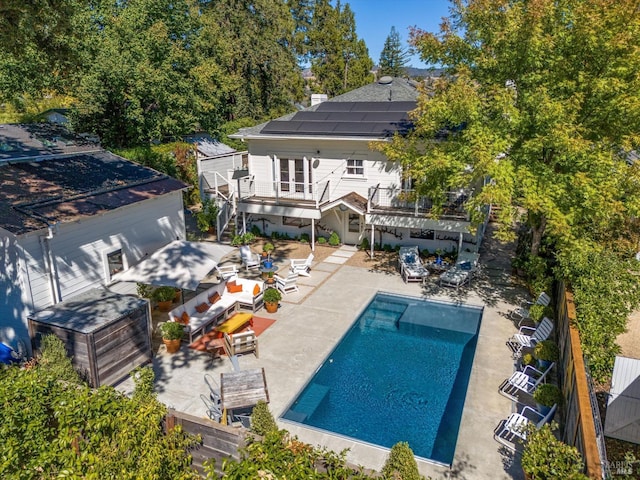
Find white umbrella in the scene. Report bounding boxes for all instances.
[112,240,236,291]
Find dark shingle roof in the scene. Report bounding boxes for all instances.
[0,124,187,235]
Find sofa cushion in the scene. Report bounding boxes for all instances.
[253,284,261,295]
[209,292,221,304]
[195,302,209,313]
[228,283,243,293]
[180,311,190,324]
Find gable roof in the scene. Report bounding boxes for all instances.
[231,77,419,141]
[0,124,187,236]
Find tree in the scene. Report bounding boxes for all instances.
[378,26,410,77]
[379,0,640,258]
[308,0,374,97]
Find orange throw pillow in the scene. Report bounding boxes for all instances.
[228,284,243,293]
[209,292,221,304]
[180,312,190,325]
[226,280,237,293]
[195,303,209,313]
[253,284,260,295]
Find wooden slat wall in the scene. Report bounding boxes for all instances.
[166,410,247,476]
[556,282,603,479]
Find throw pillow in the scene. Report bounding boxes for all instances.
[209,292,221,304]
[195,303,209,313]
[180,311,190,324]
[253,284,260,295]
[226,280,237,293]
[228,284,243,293]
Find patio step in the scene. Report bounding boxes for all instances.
[362,308,401,330]
[283,383,330,422]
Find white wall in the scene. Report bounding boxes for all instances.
[3,191,185,348]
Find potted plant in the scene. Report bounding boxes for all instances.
[534,340,559,369]
[521,353,536,368]
[160,321,184,354]
[136,282,153,299]
[153,286,176,312]
[263,287,282,313]
[196,198,219,233]
[533,383,562,415]
[262,242,274,257]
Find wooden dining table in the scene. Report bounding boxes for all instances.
[220,367,269,411]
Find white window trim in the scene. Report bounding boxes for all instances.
[102,245,128,283]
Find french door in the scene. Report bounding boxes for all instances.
[279,158,313,198]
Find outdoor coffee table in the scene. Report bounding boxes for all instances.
[220,367,269,412]
[259,264,279,280]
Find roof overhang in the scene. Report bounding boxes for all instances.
[238,203,322,220]
[366,214,471,234]
[228,133,391,142]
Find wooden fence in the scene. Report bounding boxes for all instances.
[556,282,605,479]
[165,409,247,477]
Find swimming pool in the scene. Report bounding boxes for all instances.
[281,292,483,466]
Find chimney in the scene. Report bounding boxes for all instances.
[311,94,328,106]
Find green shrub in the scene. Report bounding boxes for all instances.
[522,353,536,367]
[159,321,185,341]
[360,237,370,251]
[152,286,176,302]
[381,442,423,480]
[529,304,546,324]
[383,243,393,252]
[251,400,278,436]
[136,282,153,299]
[37,334,81,384]
[317,236,327,244]
[263,288,282,303]
[328,231,340,246]
[521,423,587,479]
[533,383,563,408]
[534,340,559,362]
[196,198,219,233]
[250,225,262,237]
[300,233,310,243]
[231,232,256,246]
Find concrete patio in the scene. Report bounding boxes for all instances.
[116,232,529,479]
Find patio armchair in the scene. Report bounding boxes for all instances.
[439,266,472,289]
[506,317,554,358]
[216,264,239,280]
[224,330,259,358]
[510,292,551,325]
[291,253,314,276]
[498,362,555,402]
[494,404,557,451]
[240,245,261,271]
[274,273,299,294]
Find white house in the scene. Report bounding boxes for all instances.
[0,123,187,352]
[219,77,487,253]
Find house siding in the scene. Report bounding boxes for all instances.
[2,191,185,350]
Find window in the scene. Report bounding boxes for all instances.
[410,229,435,240]
[346,159,364,176]
[348,214,360,232]
[106,249,124,281]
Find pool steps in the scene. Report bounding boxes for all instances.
[282,383,330,422]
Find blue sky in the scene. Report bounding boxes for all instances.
[346,0,452,67]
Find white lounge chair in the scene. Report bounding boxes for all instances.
[398,246,429,283]
[274,273,299,294]
[507,317,554,358]
[439,266,472,289]
[494,404,557,451]
[216,264,239,280]
[291,253,314,276]
[510,292,551,324]
[240,245,261,271]
[498,362,555,402]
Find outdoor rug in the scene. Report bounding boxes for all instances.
[188,316,276,352]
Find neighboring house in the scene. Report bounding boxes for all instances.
[39,108,71,125]
[0,123,188,351]
[218,77,487,252]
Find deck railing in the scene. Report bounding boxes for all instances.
[237,178,330,207]
[367,186,472,219]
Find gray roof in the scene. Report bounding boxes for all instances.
[182,132,235,157]
[232,77,419,140]
[28,288,148,333]
[0,124,188,236]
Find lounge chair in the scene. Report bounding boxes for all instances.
[201,393,223,422]
[439,266,472,289]
[510,292,551,324]
[291,253,314,276]
[494,404,557,451]
[498,362,555,402]
[216,264,239,280]
[240,245,261,271]
[398,246,429,283]
[274,273,299,294]
[506,317,554,358]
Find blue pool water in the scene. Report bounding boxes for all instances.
[281,292,483,466]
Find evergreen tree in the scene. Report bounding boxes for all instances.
[308,0,373,97]
[378,26,410,77]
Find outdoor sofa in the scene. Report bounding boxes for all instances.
[168,276,264,343]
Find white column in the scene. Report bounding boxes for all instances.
[311,218,315,252]
[370,224,375,258]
